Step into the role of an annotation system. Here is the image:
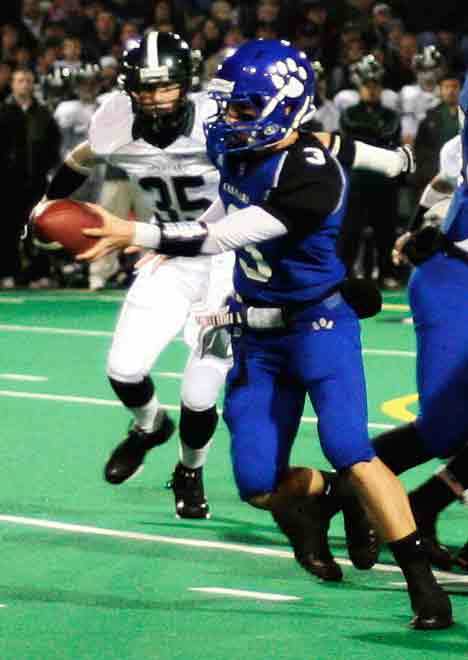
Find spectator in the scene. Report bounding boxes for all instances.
[99,54,119,93]
[334,53,399,114]
[55,34,84,72]
[20,0,46,44]
[0,60,12,102]
[339,59,402,289]
[145,1,186,37]
[87,10,119,60]
[1,24,21,63]
[385,32,418,91]
[116,21,140,57]
[311,61,340,132]
[363,2,394,51]
[0,67,61,287]
[329,37,366,96]
[400,45,444,145]
[209,1,233,34]
[413,71,461,195]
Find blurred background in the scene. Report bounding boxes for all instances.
[1,0,467,291]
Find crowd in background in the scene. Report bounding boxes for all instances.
[1,0,467,290]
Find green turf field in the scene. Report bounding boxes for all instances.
[0,289,466,660]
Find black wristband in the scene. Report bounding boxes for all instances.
[158,220,208,257]
[46,162,89,199]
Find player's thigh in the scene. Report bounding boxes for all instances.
[224,339,305,499]
[415,320,468,457]
[411,257,468,455]
[107,262,195,381]
[296,321,372,469]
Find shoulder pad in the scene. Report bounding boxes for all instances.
[188,91,218,142]
[89,91,133,155]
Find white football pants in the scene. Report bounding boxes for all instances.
[107,252,234,411]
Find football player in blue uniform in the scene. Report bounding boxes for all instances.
[77,40,452,630]
[368,78,468,572]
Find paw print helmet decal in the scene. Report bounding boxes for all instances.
[204,39,316,156]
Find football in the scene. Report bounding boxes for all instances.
[32,199,102,256]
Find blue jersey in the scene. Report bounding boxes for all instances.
[218,134,349,305]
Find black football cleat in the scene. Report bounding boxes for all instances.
[409,581,453,630]
[168,462,210,519]
[104,415,175,485]
[271,495,343,582]
[341,494,380,570]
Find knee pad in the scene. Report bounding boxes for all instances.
[106,356,147,385]
[179,405,218,449]
[181,362,226,411]
[108,376,154,408]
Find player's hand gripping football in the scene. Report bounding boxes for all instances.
[76,203,136,261]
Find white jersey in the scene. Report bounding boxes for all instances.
[89,90,219,224]
[314,99,340,132]
[333,88,399,114]
[399,84,440,139]
[439,134,461,186]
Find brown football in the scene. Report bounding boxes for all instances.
[33,199,102,256]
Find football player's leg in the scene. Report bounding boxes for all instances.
[168,347,232,519]
[297,321,379,571]
[224,335,342,581]
[302,318,451,628]
[104,261,198,484]
[408,443,468,570]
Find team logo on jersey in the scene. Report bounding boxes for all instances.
[312,317,334,331]
[222,182,250,204]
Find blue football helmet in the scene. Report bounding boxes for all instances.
[204,39,316,158]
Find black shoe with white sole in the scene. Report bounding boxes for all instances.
[168,462,210,519]
[104,415,175,485]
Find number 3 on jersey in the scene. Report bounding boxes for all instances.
[226,204,272,283]
[139,175,211,222]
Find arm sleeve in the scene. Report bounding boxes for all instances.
[134,205,287,254]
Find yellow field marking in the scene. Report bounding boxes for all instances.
[381,393,419,422]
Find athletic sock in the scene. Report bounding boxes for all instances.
[372,423,432,475]
[409,476,456,534]
[130,394,164,433]
[388,531,441,613]
[179,440,213,469]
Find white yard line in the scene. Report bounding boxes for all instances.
[0,324,113,337]
[0,324,413,356]
[0,390,395,430]
[0,514,457,583]
[0,374,48,382]
[0,324,184,342]
[189,587,301,602]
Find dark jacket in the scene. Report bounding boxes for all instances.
[0,95,61,202]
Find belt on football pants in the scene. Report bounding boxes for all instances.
[197,290,342,332]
